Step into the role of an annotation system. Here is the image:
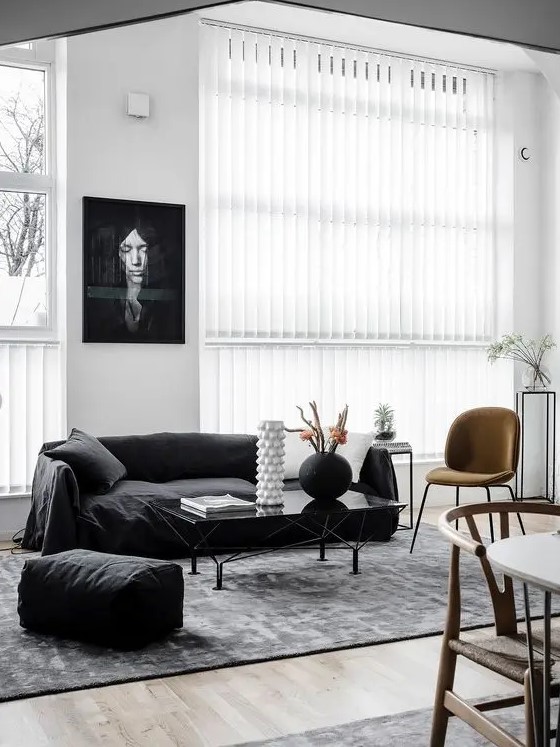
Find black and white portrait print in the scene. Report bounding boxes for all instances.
[83,197,185,343]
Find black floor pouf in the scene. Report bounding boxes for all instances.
[18,550,184,649]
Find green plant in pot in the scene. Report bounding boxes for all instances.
[286,402,352,501]
[374,403,396,441]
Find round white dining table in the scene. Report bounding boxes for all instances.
[488,532,560,746]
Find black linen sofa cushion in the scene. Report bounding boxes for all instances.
[18,550,184,649]
[43,428,127,493]
[96,432,258,484]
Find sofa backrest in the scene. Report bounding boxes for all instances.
[42,432,259,484]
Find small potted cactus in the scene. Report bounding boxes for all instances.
[374,403,396,442]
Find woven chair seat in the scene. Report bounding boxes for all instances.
[449,623,559,684]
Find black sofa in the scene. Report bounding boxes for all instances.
[22,432,400,558]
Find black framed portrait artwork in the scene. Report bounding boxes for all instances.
[83,197,185,343]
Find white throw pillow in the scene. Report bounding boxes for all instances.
[335,432,375,483]
[283,430,316,479]
[282,429,374,483]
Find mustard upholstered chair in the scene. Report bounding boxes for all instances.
[410,407,522,553]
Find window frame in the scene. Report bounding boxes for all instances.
[0,41,57,341]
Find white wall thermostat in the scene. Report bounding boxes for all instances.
[126,92,150,119]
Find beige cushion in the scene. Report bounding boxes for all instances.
[426,466,515,487]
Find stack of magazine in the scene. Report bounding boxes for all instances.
[180,494,257,519]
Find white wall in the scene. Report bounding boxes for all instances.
[63,16,201,435]
[530,51,560,497]
[510,72,546,496]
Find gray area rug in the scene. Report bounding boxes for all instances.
[0,525,546,702]
[235,703,540,746]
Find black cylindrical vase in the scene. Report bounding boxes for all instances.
[298,452,352,501]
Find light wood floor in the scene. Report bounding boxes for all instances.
[1,504,559,747]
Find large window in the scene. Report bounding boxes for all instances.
[0,43,61,493]
[0,61,50,327]
[200,23,511,455]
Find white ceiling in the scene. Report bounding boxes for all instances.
[201,1,540,73]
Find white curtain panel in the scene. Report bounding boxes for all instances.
[200,22,507,454]
[0,343,62,492]
[201,345,512,457]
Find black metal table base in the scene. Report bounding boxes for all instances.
[151,504,401,590]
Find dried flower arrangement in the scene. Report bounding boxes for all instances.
[286,402,349,453]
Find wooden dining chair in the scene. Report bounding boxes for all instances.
[410,407,522,553]
[432,501,560,747]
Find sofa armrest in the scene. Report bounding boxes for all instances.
[22,453,80,555]
[357,447,399,502]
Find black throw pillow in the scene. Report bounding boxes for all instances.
[44,428,127,493]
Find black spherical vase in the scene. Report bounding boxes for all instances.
[298,452,352,501]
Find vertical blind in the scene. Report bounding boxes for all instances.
[201,345,511,457]
[200,22,510,451]
[0,343,62,492]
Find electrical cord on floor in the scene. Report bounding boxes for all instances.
[7,528,33,555]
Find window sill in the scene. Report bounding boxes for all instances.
[0,491,31,500]
[205,338,490,349]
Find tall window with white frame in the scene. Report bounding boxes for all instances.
[0,42,61,494]
[200,22,511,456]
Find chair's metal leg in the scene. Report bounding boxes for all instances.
[484,487,495,543]
[524,584,541,747]
[455,486,460,530]
[543,591,552,745]
[505,484,526,535]
[410,483,431,554]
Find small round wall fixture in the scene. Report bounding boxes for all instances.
[519,147,531,161]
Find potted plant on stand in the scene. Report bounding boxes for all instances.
[374,403,396,441]
[287,402,352,501]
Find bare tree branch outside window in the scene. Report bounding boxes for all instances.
[0,65,47,326]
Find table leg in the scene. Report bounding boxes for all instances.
[556,673,560,747]
[523,584,541,747]
[409,452,414,529]
[189,552,199,575]
[543,591,551,744]
[213,562,224,591]
[349,548,360,575]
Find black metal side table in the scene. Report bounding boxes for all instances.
[515,389,556,503]
[371,441,413,529]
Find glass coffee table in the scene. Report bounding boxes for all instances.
[152,490,406,590]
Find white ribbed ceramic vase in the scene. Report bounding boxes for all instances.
[256,420,285,507]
